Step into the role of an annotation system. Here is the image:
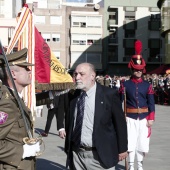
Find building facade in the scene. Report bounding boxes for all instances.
[158,0,170,64]
[1,0,166,75]
[0,0,24,47]
[27,0,104,72]
[104,0,164,75]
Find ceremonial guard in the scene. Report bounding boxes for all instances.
[152,74,159,104]
[158,76,166,105]
[0,48,40,170]
[119,40,155,170]
[165,69,170,105]
[104,75,111,87]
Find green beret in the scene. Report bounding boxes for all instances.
[0,48,34,66]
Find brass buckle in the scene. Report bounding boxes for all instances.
[137,108,141,114]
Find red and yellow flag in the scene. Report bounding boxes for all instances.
[34,27,73,90]
[7,5,74,91]
[6,5,74,113]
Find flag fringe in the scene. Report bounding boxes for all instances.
[35,82,75,91]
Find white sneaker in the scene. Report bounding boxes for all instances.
[137,167,143,170]
[137,161,143,170]
[128,165,134,170]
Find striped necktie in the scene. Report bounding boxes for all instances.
[72,91,86,148]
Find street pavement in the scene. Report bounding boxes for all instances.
[35,104,170,170]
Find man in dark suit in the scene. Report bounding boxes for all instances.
[65,63,127,170]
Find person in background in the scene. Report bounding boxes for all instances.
[119,40,155,170]
[0,48,40,170]
[65,62,128,170]
[165,69,170,105]
[41,90,67,139]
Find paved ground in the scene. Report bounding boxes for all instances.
[35,104,170,170]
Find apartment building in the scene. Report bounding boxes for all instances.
[1,0,165,75]
[27,0,104,72]
[104,0,164,75]
[0,0,23,47]
[158,0,170,64]
[27,0,66,68]
[66,5,104,71]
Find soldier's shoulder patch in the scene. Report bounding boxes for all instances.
[0,111,8,124]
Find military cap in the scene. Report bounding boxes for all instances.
[128,40,146,73]
[0,48,34,66]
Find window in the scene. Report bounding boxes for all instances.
[123,20,137,30]
[148,39,161,48]
[71,52,86,64]
[87,34,102,45]
[50,16,62,25]
[108,32,118,44]
[124,48,135,61]
[123,39,136,48]
[125,12,135,21]
[87,53,101,63]
[72,34,86,45]
[73,22,79,27]
[33,2,38,8]
[71,52,101,64]
[108,46,118,62]
[150,14,161,21]
[125,30,135,38]
[71,16,102,28]
[71,34,102,45]
[109,31,116,39]
[148,21,161,31]
[52,34,60,42]
[42,33,50,42]
[87,16,102,28]
[35,16,45,24]
[72,16,86,27]
[148,49,160,62]
[53,51,60,60]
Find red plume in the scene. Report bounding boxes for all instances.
[135,40,142,55]
[23,3,29,8]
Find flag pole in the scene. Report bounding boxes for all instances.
[124,87,128,170]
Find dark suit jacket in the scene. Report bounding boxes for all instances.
[65,83,127,169]
[56,93,68,130]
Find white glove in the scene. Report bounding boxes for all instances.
[22,142,40,159]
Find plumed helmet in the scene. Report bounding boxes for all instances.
[128,40,146,73]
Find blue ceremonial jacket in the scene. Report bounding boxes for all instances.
[119,77,155,120]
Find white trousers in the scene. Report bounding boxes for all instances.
[127,117,150,153]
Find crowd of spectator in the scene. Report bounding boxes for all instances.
[96,73,170,106]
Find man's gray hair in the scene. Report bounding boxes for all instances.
[87,63,96,74]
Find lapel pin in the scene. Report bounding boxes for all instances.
[101,101,103,104]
